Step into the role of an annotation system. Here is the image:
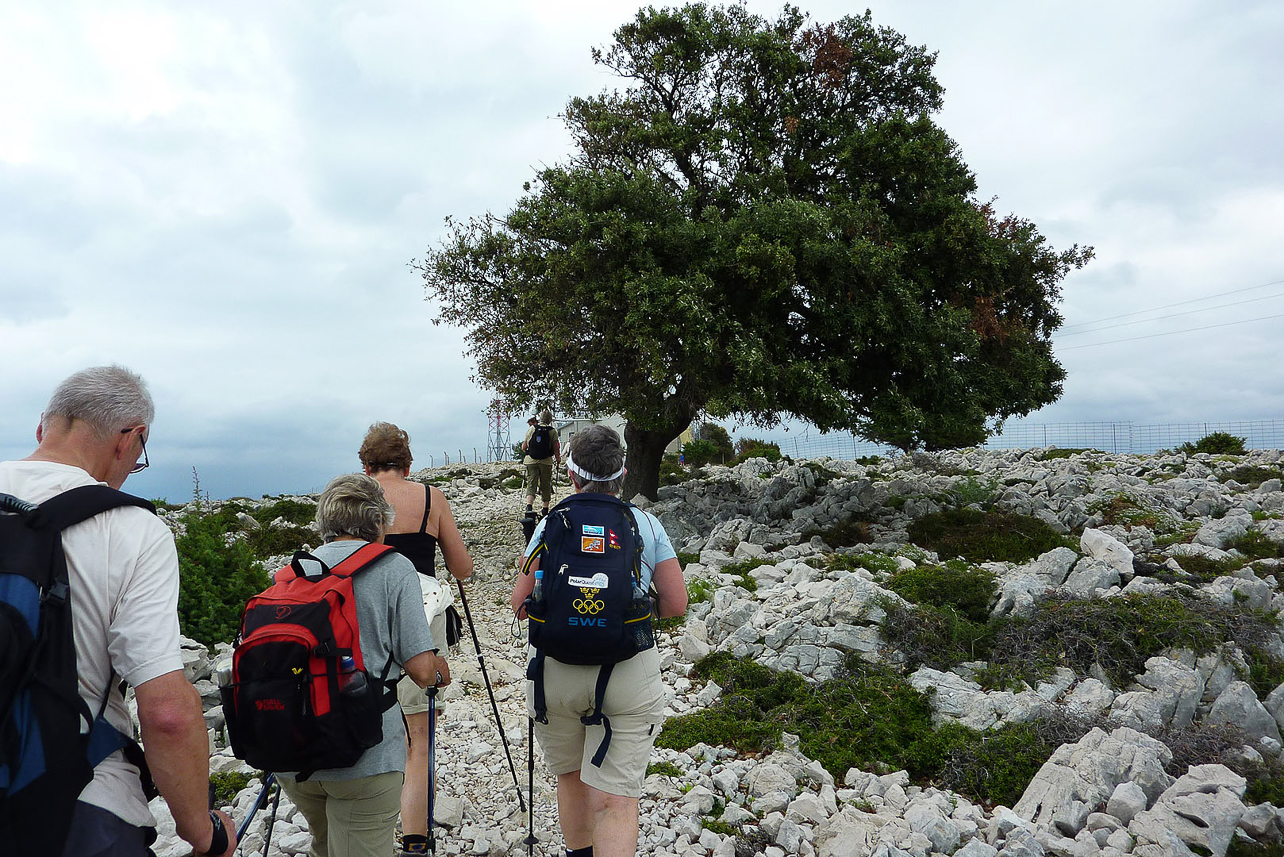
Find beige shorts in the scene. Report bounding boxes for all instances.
[396,608,445,717]
[526,646,666,797]
[396,674,433,716]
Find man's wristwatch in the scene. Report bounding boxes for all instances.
[207,810,229,855]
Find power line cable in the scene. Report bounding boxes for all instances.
[1057,311,1284,351]
[1055,290,1284,338]
[1059,277,1284,331]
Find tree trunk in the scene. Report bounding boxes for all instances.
[621,421,684,502]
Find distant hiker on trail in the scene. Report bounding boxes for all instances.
[0,366,236,856]
[273,473,450,857]
[358,421,473,856]
[511,425,688,857]
[522,409,561,518]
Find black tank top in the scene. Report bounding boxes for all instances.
[384,484,438,577]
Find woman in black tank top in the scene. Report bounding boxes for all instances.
[358,422,474,856]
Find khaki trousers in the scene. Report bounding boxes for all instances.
[279,770,403,857]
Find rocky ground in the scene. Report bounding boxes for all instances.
[145,448,1284,857]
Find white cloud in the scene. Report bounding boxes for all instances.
[2,0,1282,500]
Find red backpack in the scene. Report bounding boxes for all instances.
[221,544,397,778]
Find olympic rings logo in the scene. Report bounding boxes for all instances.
[573,598,604,615]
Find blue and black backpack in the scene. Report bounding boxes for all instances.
[1,486,157,855]
[522,493,654,766]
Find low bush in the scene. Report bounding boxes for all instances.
[880,601,995,672]
[1220,465,1284,488]
[908,509,1071,563]
[1179,432,1247,455]
[1172,553,1246,582]
[659,455,688,486]
[176,508,270,648]
[987,591,1281,689]
[209,771,260,807]
[645,761,683,778]
[802,514,872,548]
[733,438,782,464]
[1226,530,1284,560]
[659,653,1073,807]
[247,524,312,558]
[252,498,316,527]
[885,561,996,623]
[681,439,721,469]
[948,476,998,509]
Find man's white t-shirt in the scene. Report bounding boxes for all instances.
[0,460,185,829]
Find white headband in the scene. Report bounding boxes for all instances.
[566,453,624,483]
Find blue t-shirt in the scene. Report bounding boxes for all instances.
[523,501,676,591]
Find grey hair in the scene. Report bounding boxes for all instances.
[43,365,155,440]
[316,473,395,542]
[568,425,625,495]
[538,409,553,425]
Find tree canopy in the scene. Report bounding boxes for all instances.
[418,3,1091,500]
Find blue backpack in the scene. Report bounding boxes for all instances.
[522,493,653,766]
[1,486,157,855]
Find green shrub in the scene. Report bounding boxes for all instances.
[886,562,997,623]
[988,591,1280,688]
[1179,432,1247,455]
[733,438,782,464]
[176,507,270,648]
[949,476,998,509]
[802,514,872,548]
[908,509,1071,563]
[1090,493,1172,531]
[681,439,720,468]
[252,498,316,527]
[503,476,524,490]
[880,601,995,672]
[698,423,735,462]
[909,720,1066,808]
[645,761,684,778]
[1220,465,1284,488]
[210,771,259,807]
[657,653,1104,807]
[676,551,701,567]
[247,524,312,558]
[1225,530,1284,560]
[1172,553,1246,582]
[688,577,716,604]
[659,455,688,486]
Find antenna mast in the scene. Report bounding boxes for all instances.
[487,399,512,462]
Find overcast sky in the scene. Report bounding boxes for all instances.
[2,0,1281,502]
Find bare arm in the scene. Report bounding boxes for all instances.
[405,650,451,688]
[652,557,687,619]
[135,670,236,855]
[511,555,538,618]
[433,489,474,581]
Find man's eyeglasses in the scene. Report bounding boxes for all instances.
[121,427,149,473]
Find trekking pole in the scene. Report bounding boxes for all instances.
[235,772,280,845]
[524,717,538,857]
[427,685,438,855]
[455,578,526,812]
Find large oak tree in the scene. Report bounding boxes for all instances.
[419,3,1091,500]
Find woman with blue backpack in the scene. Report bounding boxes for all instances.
[511,425,687,857]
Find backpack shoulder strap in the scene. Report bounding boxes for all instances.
[330,542,394,577]
[419,484,431,534]
[30,485,155,531]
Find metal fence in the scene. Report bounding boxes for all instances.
[785,418,1284,460]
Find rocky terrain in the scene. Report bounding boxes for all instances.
[144,446,1284,857]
